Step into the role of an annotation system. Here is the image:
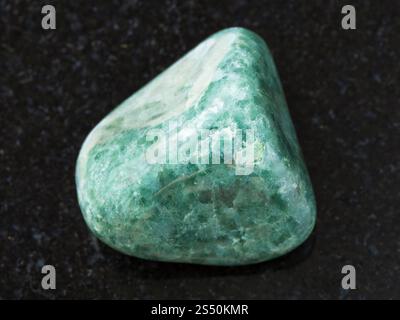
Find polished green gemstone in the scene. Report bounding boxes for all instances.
[76,27,316,265]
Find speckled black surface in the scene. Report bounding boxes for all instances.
[1,0,399,299]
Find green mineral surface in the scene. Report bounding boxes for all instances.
[76,27,316,265]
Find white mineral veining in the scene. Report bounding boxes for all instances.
[77,31,237,182]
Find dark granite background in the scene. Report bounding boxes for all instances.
[1,0,399,299]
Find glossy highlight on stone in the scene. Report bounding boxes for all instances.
[76,27,316,265]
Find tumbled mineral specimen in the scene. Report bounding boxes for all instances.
[76,27,316,265]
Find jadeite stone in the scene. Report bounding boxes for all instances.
[76,27,316,265]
